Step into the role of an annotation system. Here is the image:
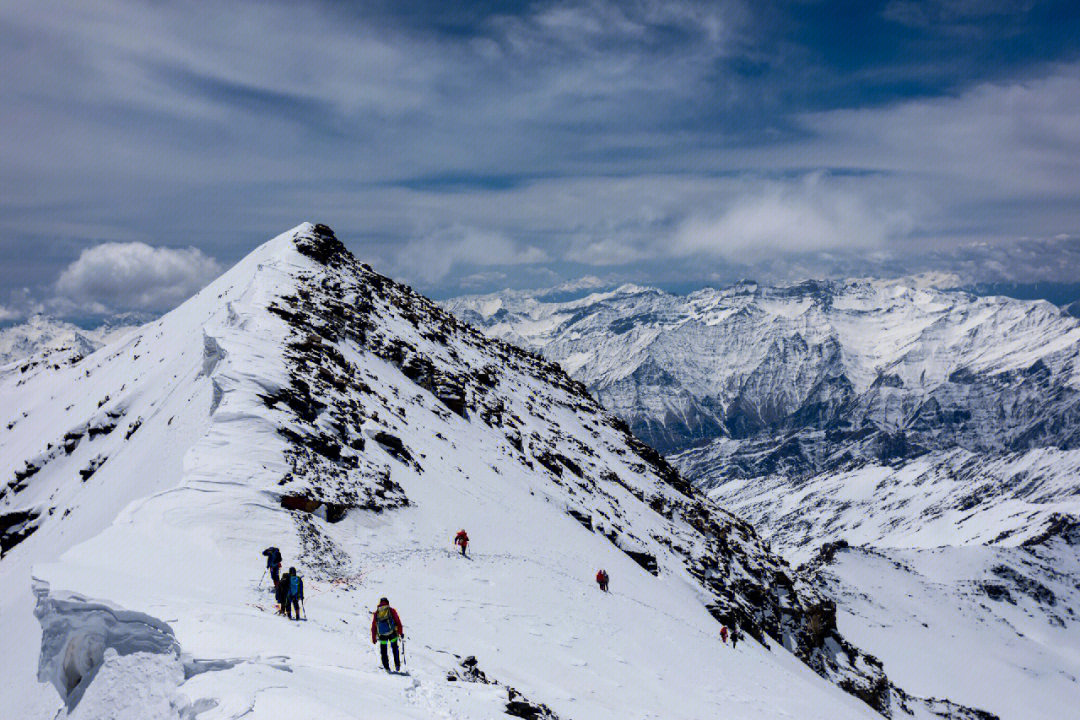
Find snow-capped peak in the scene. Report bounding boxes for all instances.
[2,223,988,719]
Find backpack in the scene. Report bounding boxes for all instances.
[289,574,301,597]
[375,606,396,638]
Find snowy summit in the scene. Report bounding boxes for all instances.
[0,223,997,719]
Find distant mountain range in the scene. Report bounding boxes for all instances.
[0,315,137,369]
[446,278,1080,555]
[447,277,1080,719]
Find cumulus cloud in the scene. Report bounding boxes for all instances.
[54,242,222,313]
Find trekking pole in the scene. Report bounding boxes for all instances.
[401,637,406,666]
[302,598,307,620]
[259,568,266,587]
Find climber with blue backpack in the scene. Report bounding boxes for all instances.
[370,597,404,671]
[284,567,304,621]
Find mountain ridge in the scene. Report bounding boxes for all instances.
[1,223,984,719]
[0,315,137,371]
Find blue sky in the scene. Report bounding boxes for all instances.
[2,0,1079,319]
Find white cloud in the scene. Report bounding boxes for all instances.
[798,68,1080,204]
[392,227,549,284]
[669,174,914,261]
[0,288,47,324]
[54,242,221,313]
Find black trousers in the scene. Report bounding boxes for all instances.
[270,565,280,586]
[379,638,400,670]
[286,596,301,620]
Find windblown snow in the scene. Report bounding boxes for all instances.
[0,224,981,719]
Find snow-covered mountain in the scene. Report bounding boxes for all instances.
[675,443,1080,560]
[0,315,136,369]
[1,224,980,719]
[446,280,1080,554]
[447,279,1080,458]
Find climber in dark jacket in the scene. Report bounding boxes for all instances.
[371,597,404,671]
[284,567,304,620]
[275,575,289,615]
[263,546,282,586]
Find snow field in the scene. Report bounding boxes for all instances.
[815,544,1080,720]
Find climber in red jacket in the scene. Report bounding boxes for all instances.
[454,529,469,556]
[596,569,609,592]
[371,597,404,672]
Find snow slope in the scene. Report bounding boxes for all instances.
[676,445,1080,561]
[1,224,978,719]
[804,530,1080,720]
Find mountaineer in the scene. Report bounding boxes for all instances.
[371,597,404,671]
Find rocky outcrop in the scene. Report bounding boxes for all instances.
[267,227,961,716]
